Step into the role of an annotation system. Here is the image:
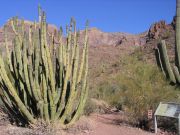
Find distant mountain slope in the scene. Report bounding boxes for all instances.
[79,27,147,47]
[0,19,148,48]
[0,18,176,90]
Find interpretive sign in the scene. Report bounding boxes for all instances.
[154,102,180,135]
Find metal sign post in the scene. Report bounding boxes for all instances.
[154,102,180,135]
[154,115,158,134]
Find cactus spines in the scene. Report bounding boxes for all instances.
[0,7,88,126]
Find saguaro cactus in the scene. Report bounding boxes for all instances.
[156,0,180,84]
[0,8,88,126]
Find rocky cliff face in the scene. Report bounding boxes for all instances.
[79,28,147,47]
[0,18,175,48]
[0,19,148,49]
[141,19,176,64]
[147,20,174,41]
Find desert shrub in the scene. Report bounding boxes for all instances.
[162,30,171,39]
[93,81,123,110]
[91,51,179,124]
[83,98,97,116]
[115,55,179,123]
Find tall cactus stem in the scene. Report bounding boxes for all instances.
[173,66,180,83]
[159,40,176,83]
[176,0,180,68]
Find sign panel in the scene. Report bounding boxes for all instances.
[155,102,180,118]
[154,102,180,135]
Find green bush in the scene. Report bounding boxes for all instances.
[83,98,97,116]
[91,53,179,124]
[115,56,179,123]
[92,81,123,110]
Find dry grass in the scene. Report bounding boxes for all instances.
[89,51,180,125]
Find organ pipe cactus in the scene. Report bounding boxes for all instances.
[0,8,88,126]
[156,0,180,84]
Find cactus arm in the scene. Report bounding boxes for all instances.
[0,55,36,124]
[39,13,50,120]
[54,28,63,105]
[38,4,42,22]
[70,59,88,125]
[42,74,49,121]
[59,22,79,122]
[155,48,166,76]
[77,23,88,83]
[10,19,18,35]
[28,26,33,56]
[60,25,88,124]
[173,66,180,83]
[176,0,180,68]
[66,50,88,126]
[58,28,63,90]
[12,51,18,86]
[22,34,32,97]
[159,40,176,83]
[41,12,56,120]
[40,14,49,81]
[0,81,14,108]
[28,64,39,101]
[14,36,28,105]
[43,21,56,98]
[4,26,13,71]
[63,43,67,69]
[34,30,42,100]
[28,62,44,117]
[59,39,79,123]
[55,26,71,120]
[14,36,23,75]
[50,34,54,58]
[67,84,88,127]
[10,18,22,44]
[57,27,72,116]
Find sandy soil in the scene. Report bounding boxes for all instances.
[0,112,176,135]
[74,113,154,135]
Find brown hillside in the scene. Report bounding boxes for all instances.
[0,18,176,91]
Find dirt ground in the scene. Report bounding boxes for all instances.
[0,112,176,135]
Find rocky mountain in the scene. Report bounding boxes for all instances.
[80,28,147,47]
[0,19,148,48]
[0,18,176,77]
[142,19,176,64]
[0,17,175,48]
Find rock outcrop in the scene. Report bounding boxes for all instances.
[79,28,146,47]
[147,20,175,41]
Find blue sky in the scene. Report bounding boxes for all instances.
[0,0,176,34]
